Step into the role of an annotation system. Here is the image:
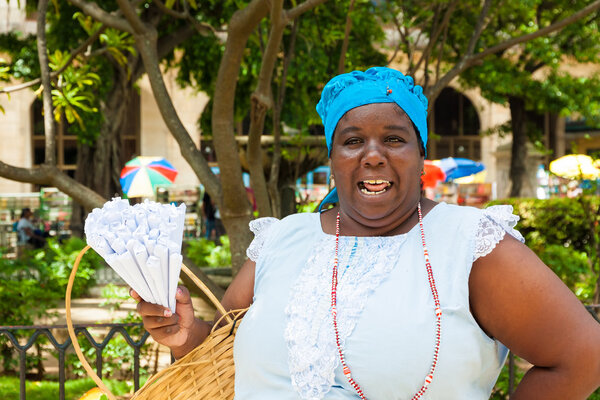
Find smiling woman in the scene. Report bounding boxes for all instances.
[132,67,600,400]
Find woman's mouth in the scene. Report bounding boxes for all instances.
[358,180,392,195]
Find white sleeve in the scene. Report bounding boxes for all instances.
[473,205,525,262]
[246,217,279,262]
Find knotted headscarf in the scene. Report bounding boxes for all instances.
[316,67,429,211]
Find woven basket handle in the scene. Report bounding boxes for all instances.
[65,245,232,399]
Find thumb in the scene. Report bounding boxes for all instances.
[174,286,195,327]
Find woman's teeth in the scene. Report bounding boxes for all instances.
[360,180,391,195]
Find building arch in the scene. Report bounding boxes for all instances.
[428,87,482,160]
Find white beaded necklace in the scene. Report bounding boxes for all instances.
[330,202,442,399]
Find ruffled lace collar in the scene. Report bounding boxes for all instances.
[283,205,444,400]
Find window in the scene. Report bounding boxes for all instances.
[429,88,481,160]
[31,91,140,182]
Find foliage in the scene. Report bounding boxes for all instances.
[458,0,600,136]
[185,236,232,267]
[487,196,600,301]
[296,200,319,213]
[490,355,525,400]
[0,376,132,400]
[174,0,388,137]
[0,238,101,373]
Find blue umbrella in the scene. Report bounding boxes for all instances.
[437,157,485,181]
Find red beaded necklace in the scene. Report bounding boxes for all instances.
[331,202,442,400]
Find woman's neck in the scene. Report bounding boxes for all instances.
[321,198,437,237]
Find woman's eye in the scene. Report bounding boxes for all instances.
[385,136,404,143]
[344,138,362,145]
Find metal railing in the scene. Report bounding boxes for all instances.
[0,323,150,400]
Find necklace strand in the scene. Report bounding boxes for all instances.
[331,202,442,400]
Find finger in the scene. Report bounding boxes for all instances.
[137,301,172,318]
[129,288,141,302]
[175,286,192,305]
[148,324,182,342]
[142,314,180,330]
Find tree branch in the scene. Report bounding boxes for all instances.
[130,23,197,82]
[413,0,457,75]
[426,0,600,104]
[269,18,299,218]
[337,0,355,74]
[287,0,328,20]
[152,0,188,19]
[187,16,220,37]
[68,0,133,33]
[115,0,147,33]
[0,162,106,211]
[37,0,56,166]
[465,0,493,56]
[133,28,220,199]
[473,0,600,62]
[247,0,285,216]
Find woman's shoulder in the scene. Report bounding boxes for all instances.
[249,212,318,234]
[246,212,320,262]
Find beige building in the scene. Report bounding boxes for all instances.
[1,2,598,202]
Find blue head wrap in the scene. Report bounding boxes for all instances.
[316,67,429,211]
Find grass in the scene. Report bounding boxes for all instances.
[0,376,134,400]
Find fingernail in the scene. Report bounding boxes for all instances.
[129,289,134,297]
[177,287,182,295]
[164,309,172,317]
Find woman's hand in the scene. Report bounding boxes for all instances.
[131,286,208,358]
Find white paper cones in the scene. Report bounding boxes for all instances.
[84,197,185,313]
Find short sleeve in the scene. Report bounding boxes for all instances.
[473,205,525,262]
[246,217,279,262]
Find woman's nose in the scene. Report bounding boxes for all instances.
[362,142,386,167]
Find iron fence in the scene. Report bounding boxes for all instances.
[0,323,150,400]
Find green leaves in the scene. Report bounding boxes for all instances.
[48,50,100,130]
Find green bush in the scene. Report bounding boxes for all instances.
[487,196,600,302]
[0,238,103,374]
[186,236,231,267]
[296,201,320,213]
[487,197,599,255]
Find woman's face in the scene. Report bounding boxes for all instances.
[330,102,424,228]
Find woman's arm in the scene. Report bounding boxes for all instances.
[470,235,600,399]
[133,258,256,359]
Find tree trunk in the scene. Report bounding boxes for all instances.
[70,68,130,237]
[508,96,529,198]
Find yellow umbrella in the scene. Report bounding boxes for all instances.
[454,170,487,184]
[549,154,600,179]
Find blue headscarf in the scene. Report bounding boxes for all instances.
[316,67,429,211]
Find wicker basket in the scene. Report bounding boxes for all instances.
[66,245,245,400]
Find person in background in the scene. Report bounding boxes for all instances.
[16,208,46,251]
[202,192,217,241]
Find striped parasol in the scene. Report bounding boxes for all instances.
[120,156,178,198]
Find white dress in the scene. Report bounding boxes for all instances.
[233,202,524,399]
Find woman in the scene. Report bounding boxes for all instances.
[132,67,600,399]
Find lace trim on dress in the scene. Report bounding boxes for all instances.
[473,205,525,262]
[284,235,406,400]
[246,217,279,262]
